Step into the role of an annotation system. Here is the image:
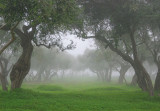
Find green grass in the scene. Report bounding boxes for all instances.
[37,85,65,91]
[0,81,160,111]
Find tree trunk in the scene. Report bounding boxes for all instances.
[0,57,9,91]
[37,66,45,82]
[105,69,109,82]
[37,72,42,82]
[10,37,33,90]
[98,31,154,95]
[153,53,160,91]
[154,66,160,91]
[0,73,8,91]
[134,61,154,96]
[108,67,112,82]
[118,64,130,84]
[130,30,154,96]
[61,70,65,78]
[96,72,101,80]
[131,74,137,86]
[101,71,105,82]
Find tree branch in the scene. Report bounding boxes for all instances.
[0,22,19,55]
[0,24,7,30]
[86,35,135,66]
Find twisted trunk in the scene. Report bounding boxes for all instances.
[130,30,153,96]
[130,60,153,96]
[134,65,149,91]
[10,36,33,90]
[92,30,154,95]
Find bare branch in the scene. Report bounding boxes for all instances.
[33,40,51,48]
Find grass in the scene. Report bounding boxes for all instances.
[0,81,160,111]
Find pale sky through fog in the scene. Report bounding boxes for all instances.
[63,34,96,57]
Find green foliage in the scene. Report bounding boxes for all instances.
[0,0,37,24]
[83,0,160,46]
[0,0,82,40]
[0,0,81,26]
[0,83,160,111]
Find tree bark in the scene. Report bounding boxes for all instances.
[10,36,33,90]
[0,57,10,91]
[131,74,137,86]
[0,73,8,91]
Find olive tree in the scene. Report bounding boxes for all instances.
[0,0,81,89]
[81,0,156,96]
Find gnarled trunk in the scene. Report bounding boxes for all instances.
[130,30,154,96]
[96,30,154,95]
[10,37,33,90]
[133,61,154,96]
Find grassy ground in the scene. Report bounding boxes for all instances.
[0,81,160,111]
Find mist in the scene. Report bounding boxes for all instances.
[0,0,160,110]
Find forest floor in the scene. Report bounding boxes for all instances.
[0,81,160,111]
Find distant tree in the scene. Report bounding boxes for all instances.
[95,40,131,84]
[29,47,74,82]
[56,52,73,78]
[79,49,111,82]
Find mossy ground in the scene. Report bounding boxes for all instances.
[0,81,160,111]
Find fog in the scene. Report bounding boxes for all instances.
[1,1,160,110]
[20,36,157,84]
